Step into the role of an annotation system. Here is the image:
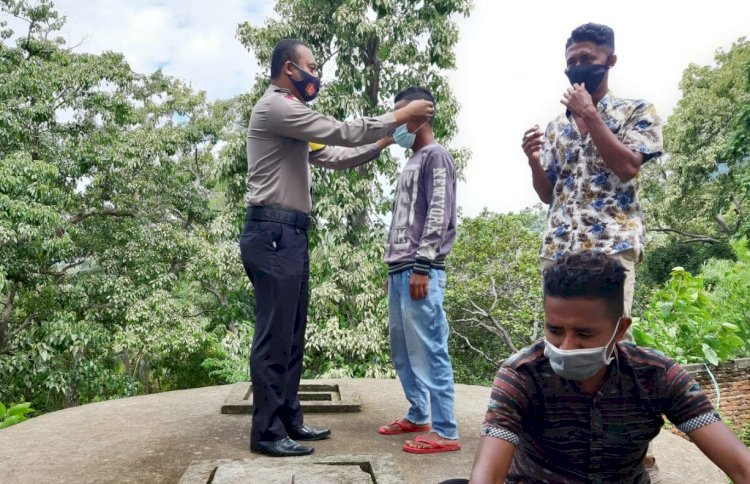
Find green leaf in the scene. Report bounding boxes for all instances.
[8,403,33,417]
[0,415,25,429]
[658,302,673,319]
[702,344,720,366]
[0,402,6,419]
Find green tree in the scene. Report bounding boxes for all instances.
[219,0,472,377]
[445,208,545,385]
[634,267,744,365]
[0,0,250,410]
[701,238,750,354]
[642,38,750,243]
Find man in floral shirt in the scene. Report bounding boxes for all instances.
[521,22,664,479]
[522,22,662,321]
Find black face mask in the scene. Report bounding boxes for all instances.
[289,62,320,102]
[565,63,609,94]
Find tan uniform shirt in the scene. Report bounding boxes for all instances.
[245,84,398,214]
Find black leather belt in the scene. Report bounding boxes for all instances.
[247,206,310,231]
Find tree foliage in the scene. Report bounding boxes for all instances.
[634,239,750,365]
[445,208,545,384]
[0,0,251,410]
[642,39,750,243]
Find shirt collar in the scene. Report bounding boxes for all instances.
[268,83,292,94]
[597,91,613,113]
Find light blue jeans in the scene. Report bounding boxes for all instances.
[388,268,458,439]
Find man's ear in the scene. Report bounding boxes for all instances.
[284,60,296,78]
[616,316,631,340]
[608,53,618,68]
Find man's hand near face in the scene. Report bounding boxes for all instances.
[561,83,596,118]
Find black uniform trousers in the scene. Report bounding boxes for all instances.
[239,215,309,444]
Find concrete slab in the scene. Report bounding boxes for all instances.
[179,454,405,484]
[0,379,728,483]
[221,381,362,414]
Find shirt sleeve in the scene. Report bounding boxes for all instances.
[663,363,721,434]
[308,142,382,170]
[540,121,560,186]
[414,150,456,274]
[622,101,663,163]
[266,93,397,147]
[479,365,532,446]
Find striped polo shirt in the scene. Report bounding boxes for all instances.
[481,340,720,483]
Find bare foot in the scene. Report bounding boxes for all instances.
[378,418,431,434]
[404,431,460,449]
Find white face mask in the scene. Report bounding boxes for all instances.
[543,319,621,381]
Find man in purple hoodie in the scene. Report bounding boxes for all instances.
[378,86,460,454]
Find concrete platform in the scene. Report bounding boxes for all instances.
[179,454,404,483]
[0,379,727,483]
[221,381,362,414]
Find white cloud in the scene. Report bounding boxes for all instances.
[48,0,276,100]
[450,0,750,216]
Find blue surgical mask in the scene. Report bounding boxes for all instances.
[393,124,415,149]
[543,319,621,380]
[393,123,426,149]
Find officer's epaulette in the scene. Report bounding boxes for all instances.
[273,88,297,102]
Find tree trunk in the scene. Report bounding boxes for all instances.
[351,35,383,234]
[64,351,83,408]
[141,359,151,394]
[0,284,18,353]
[121,348,132,376]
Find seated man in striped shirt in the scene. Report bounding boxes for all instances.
[469,251,750,483]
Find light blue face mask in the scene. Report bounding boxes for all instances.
[393,122,426,149]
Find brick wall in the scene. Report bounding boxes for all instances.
[680,359,750,432]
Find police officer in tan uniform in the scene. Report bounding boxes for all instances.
[242,38,434,457]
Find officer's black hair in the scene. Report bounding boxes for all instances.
[271,39,311,79]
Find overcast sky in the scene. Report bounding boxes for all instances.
[9,0,749,216]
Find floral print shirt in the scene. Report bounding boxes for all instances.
[540,92,663,261]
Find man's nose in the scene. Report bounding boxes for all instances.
[559,335,576,351]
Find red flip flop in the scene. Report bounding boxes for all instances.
[378,419,432,435]
[402,435,461,454]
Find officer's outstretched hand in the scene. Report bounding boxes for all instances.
[393,99,434,126]
[377,136,394,150]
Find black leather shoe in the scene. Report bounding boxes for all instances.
[250,437,314,457]
[287,424,331,441]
